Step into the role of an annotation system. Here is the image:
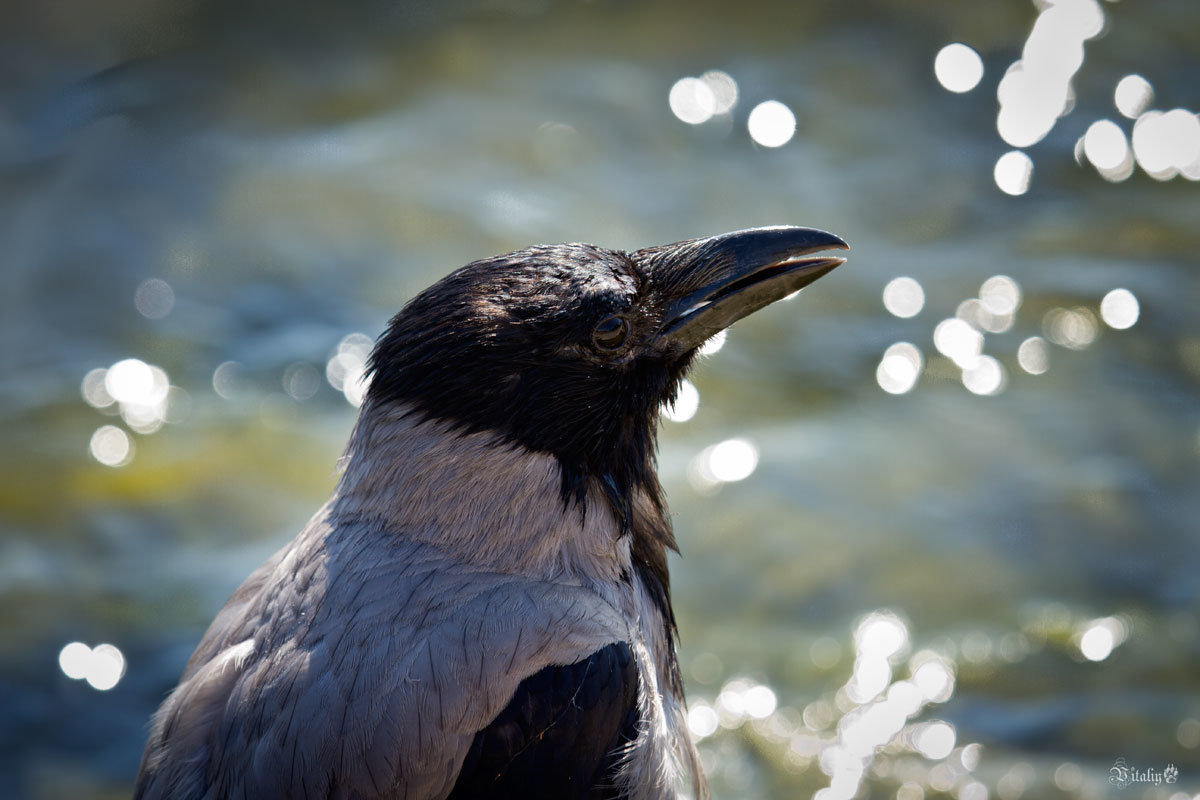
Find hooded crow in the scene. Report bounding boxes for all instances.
[135,226,847,800]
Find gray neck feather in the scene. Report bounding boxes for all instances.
[333,402,630,586]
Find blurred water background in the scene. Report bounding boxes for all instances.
[2,0,1199,798]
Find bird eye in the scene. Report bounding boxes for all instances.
[593,315,631,351]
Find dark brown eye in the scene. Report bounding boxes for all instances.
[593,315,630,351]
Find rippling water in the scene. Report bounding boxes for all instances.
[2,1,1198,798]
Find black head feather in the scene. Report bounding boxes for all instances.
[365,243,692,513]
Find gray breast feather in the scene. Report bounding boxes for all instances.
[135,506,631,800]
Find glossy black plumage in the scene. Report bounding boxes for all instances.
[447,642,639,799]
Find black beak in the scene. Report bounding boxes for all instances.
[634,226,848,353]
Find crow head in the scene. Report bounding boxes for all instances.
[366,226,847,511]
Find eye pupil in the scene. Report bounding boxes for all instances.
[593,315,630,350]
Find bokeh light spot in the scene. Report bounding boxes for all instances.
[707,438,758,482]
[699,329,727,356]
[106,359,155,405]
[700,70,739,115]
[1100,288,1139,329]
[327,333,374,407]
[810,636,842,670]
[283,362,321,401]
[962,355,1007,396]
[212,361,243,400]
[912,657,955,703]
[87,643,127,691]
[58,641,126,690]
[744,685,778,719]
[688,703,719,739]
[877,342,923,395]
[1078,617,1126,661]
[980,275,1022,316]
[914,721,956,760]
[82,368,114,409]
[1084,119,1130,173]
[748,101,796,148]
[1044,307,1098,349]
[934,319,984,368]
[1053,763,1082,792]
[670,77,716,125]
[1132,109,1200,180]
[1017,336,1050,375]
[1115,75,1153,118]
[994,151,1033,195]
[134,278,175,319]
[883,277,925,318]
[89,425,133,467]
[688,438,759,491]
[663,379,700,423]
[935,44,984,93]
[1177,718,1200,750]
[58,642,92,680]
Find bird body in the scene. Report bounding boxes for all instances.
[136,227,846,799]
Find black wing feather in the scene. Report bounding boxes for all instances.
[447,641,639,799]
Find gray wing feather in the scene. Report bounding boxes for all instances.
[135,505,630,800]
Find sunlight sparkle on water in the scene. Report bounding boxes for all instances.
[699,329,726,356]
[994,151,1033,195]
[979,275,1021,327]
[58,641,126,690]
[806,612,960,800]
[707,439,758,482]
[745,685,778,719]
[687,703,720,739]
[748,101,796,148]
[327,332,373,407]
[934,319,983,368]
[87,358,177,435]
[58,642,92,679]
[688,438,759,491]
[912,656,955,703]
[811,637,842,670]
[1053,763,1083,792]
[700,70,738,115]
[1044,307,1098,350]
[663,379,699,423]
[1132,109,1200,180]
[883,277,925,318]
[960,780,989,800]
[213,361,243,400]
[1100,288,1139,329]
[1078,616,1127,661]
[90,425,133,467]
[914,721,957,760]
[877,342,923,395]
[82,368,114,408]
[283,362,321,401]
[857,613,909,660]
[1177,719,1200,750]
[1083,119,1134,182]
[995,0,1104,148]
[669,71,739,127]
[106,359,156,405]
[1018,336,1050,374]
[962,355,1007,396]
[134,278,175,319]
[935,44,984,94]
[1115,75,1154,119]
[669,77,715,125]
